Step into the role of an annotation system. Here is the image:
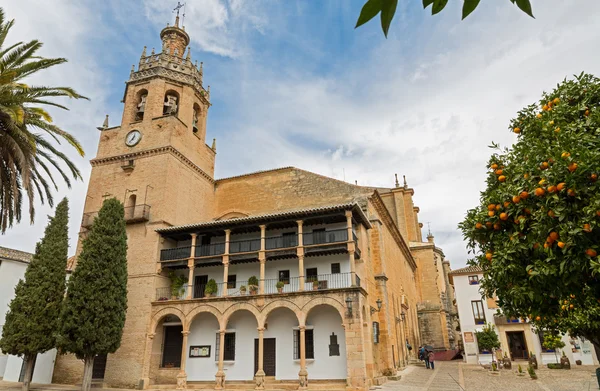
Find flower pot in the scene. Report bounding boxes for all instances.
[528,355,538,370]
[277,287,283,293]
[560,356,571,369]
[503,357,512,370]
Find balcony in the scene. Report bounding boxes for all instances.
[155,272,358,301]
[82,204,150,228]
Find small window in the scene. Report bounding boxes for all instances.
[468,275,479,285]
[471,300,486,325]
[279,270,290,285]
[293,329,314,360]
[215,332,236,361]
[227,275,236,289]
[306,268,318,282]
[331,263,341,274]
[373,322,380,344]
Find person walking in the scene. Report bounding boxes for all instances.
[420,346,430,369]
[428,350,435,370]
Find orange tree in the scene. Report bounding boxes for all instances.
[459,73,600,353]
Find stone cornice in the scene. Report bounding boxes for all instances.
[90,146,215,183]
[369,190,417,271]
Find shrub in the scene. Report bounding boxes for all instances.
[204,279,218,295]
[248,276,259,287]
[475,323,501,352]
[527,365,537,379]
[548,363,563,369]
[276,281,285,289]
[518,364,523,373]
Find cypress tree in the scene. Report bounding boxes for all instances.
[0,198,70,391]
[59,198,128,391]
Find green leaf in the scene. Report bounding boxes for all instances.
[432,0,449,15]
[423,0,434,8]
[380,0,398,37]
[462,0,481,19]
[515,0,534,18]
[355,0,383,28]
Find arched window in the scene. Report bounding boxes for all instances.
[192,103,201,133]
[126,194,137,220]
[135,89,148,121]
[163,90,180,116]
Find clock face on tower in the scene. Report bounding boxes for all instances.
[125,130,142,147]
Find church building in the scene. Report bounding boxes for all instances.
[52,14,458,391]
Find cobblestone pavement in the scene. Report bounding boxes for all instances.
[377,361,600,391]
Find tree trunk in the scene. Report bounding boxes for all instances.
[82,355,95,391]
[22,353,36,391]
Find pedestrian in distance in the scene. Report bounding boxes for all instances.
[428,350,435,370]
[420,346,430,369]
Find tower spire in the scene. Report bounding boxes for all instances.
[394,173,399,188]
[173,2,185,27]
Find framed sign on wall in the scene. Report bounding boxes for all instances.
[189,345,211,358]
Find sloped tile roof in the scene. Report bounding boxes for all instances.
[448,265,482,275]
[0,246,33,264]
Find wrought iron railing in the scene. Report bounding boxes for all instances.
[155,285,189,301]
[82,204,150,228]
[195,243,225,257]
[229,239,261,253]
[265,235,298,250]
[160,246,191,261]
[263,277,301,294]
[303,229,348,246]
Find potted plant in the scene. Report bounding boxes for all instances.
[527,365,537,380]
[543,332,566,366]
[560,351,571,369]
[248,276,259,295]
[240,285,247,295]
[475,323,500,366]
[312,279,319,291]
[168,271,186,299]
[528,351,538,370]
[204,279,218,297]
[489,361,500,375]
[517,364,525,376]
[276,280,285,293]
[502,352,512,369]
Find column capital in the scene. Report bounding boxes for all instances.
[298,325,306,331]
[345,210,353,218]
[257,327,265,333]
[259,224,266,230]
[219,329,226,335]
[224,229,231,234]
[190,233,198,239]
[296,220,304,227]
[147,332,156,339]
[181,331,190,336]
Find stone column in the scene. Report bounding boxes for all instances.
[259,225,266,294]
[296,220,305,291]
[345,317,368,390]
[346,211,357,286]
[222,260,229,297]
[215,330,226,389]
[254,327,265,389]
[176,331,190,389]
[186,234,197,299]
[140,332,155,389]
[298,326,308,389]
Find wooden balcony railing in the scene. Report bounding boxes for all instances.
[82,204,150,228]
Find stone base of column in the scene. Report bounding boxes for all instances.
[254,369,266,390]
[298,368,308,390]
[215,371,226,390]
[138,378,150,390]
[176,371,187,389]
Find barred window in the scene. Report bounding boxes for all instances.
[293,329,314,359]
[215,332,236,361]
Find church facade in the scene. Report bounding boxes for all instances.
[52,15,457,391]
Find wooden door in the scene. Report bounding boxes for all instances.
[92,354,108,379]
[162,325,183,368]
[255,338,276,377]
[194,275,208,298]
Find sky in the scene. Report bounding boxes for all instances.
[2,0,600,269]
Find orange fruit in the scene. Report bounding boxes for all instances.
[495,204,502,211]
[557,241,565,248]
[585,109,590,116]
[495,169,503,175]
[485,222,492,229]
[561,152,570,159]
[569,304,574,309]
[487,204,496,211]
[562,305,566,310]
[520,191,529,199]
[542,104,549,111]
[491,163,498,170]
[548,158,555,164]
[536,113,542,119]
[548,120,554,125]
[553,98,560,104]
[583,223,591,232]
[524,173,530,179]
[548,210,555,218]
[535,316,541,321]
[533,243,540,249]
[524,208,531,215]
[557,182,566,191]
[547,185,557,193]
[567,189,576,197]
[591,173,598,181]
[570,294,575,299]
[485,252,493,261]
[498,175,506,182]
[503,201,511,208]
[475,222,483,229]
[511,195,519,204]
[539,179,546,185]
[596,210,600,217]
[493,223,501,230]
[544,242,550,249]
[586,248,597,257]
[540,162,549,170]
[549,232,559,241]
[488,211,495,217]
[568,162,578,173]
[554,127,560,133]
[514,127,521,133]
[500,212,508,221]
[534,188,545,197]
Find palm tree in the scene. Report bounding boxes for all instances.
[0,7,88,233]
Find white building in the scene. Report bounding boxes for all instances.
[449,265,598,366]
[0,246,57,383]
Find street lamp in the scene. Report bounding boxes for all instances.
[370,298,383,315]
[345,296,353,317]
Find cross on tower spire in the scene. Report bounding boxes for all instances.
[173,2,185,27]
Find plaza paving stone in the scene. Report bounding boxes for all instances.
[378,361,600,391]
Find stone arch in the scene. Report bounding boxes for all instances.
[134,88,148,121]
[259,299,303,327]
[222,302,261,328]
[302,296,346,323]
[192,102,201,133]
[215,210,250,221]
[149,306,186,334]
[163,89,180,116]
[185,304,224,331]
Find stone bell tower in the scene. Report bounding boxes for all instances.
[52,14,218,387]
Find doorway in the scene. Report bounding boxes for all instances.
[506,331,528,360]
[254,338,276,377]
[194,275,208,298]
[92,354,107,380]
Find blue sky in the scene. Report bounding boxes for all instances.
[3,0,600,269]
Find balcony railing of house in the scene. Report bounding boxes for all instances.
[160,246,192,262]
[82,204,151,228]
[229,239,261,253]
[195,243,226,257]
[155,272,360,301]
[353,231,361,259]
[265,235,298,249]
[303,228,348,246]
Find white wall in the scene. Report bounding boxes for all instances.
[305,305,346,380]
[3,350,57,383]
[452,273,496,365]
[222,311,258,381]
[264,308,299,380]
[185,313,220,381]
